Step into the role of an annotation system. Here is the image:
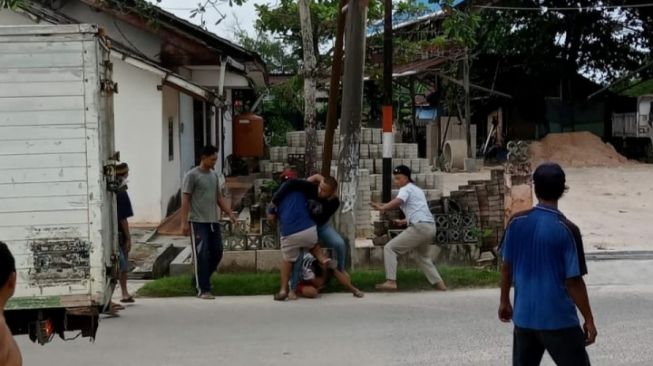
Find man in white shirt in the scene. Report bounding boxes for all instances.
[371,165,447,291]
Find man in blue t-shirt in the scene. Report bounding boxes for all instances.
[267,176,330,301]
[499,163,597,366]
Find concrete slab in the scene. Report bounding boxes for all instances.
[256,249,282,273]
[219,251,256,273]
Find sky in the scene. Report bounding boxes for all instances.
[147,0,274,42]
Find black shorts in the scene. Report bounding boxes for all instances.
[513,326,590,366]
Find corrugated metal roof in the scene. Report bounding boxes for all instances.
[367,0,466,37]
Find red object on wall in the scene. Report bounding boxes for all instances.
[233,113,264,157]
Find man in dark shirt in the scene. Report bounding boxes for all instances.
[116,163,135,304]
[271,174,346,271]
[499,163,597,366]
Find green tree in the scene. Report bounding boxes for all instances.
[234,28,299,74]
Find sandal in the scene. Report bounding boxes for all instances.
[120,296,135,303]
[273,292,288,301]
[375,283,398,291]
[353,290,365,298]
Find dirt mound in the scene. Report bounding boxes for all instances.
[529,132,628,168]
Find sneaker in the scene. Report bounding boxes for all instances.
[198,292,215,300]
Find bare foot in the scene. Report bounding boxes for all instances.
[375,281,398,291]
[353,290,365,298]
[288,291,298,300]
[434,282,448,291]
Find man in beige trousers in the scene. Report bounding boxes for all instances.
[371,165,447,291]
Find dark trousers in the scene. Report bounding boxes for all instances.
[513,326,591,366]
[190,222,223,294]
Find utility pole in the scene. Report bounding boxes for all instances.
[382,0,393,202]
[322,0,348,177]
[335,0,368,270]
[463,48,472,158]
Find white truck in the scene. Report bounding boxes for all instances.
[0,24,119,344]
[612,95,653,160]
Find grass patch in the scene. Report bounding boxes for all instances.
[138,266,499,298]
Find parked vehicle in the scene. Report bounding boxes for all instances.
[612,95,653,160]
[0,24,119,344]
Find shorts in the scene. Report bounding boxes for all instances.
[118,246,129,273]
[280,226,318,262]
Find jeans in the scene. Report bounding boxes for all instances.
[513,326,591,366]
[190,222,224,294]
[317,224,346,271]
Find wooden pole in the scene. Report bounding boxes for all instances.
[335,0,368,270]
[463,48,472,158]
[299,0,318,175]
[322,0,348,177]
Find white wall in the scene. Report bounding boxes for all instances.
[222,89,234,162]
[179,93,195,176]
[161,86,181,218]
[113,59,163,225]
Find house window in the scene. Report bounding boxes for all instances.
[168,117,174,161]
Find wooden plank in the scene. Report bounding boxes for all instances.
[0,109,85,127]
[0,96,84,112]
[0,195,88,214]
[0,41,83,54]
[0,81,84,98]
[0,24,97,36]
[0,223,89,242]
[0,139,86,156]
[0,153,87,170]
[0,181,88,199]
[0,67,84,83]
[0,126,87,141]
[0,53,83,69]
[0,210,89,228]
[0,167,87,184]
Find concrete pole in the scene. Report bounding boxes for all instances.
[335,0,368,270]
[382,0,393,202]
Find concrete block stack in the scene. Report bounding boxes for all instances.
[258,127,449,237]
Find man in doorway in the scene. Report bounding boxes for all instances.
[498,162,597,366]
[371,165,446,291]
[116,163,135,304]
[181,145,238,300]
[0,242,22,366]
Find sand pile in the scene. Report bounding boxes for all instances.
[529,132,628,168]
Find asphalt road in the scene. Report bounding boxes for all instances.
[15,260,653,366]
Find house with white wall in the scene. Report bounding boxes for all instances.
[0,0,268,225]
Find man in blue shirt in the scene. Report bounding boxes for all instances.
[268,178,330,301]
[499,163,597,366]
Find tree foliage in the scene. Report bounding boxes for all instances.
[234,28,299,73]
[476,0,649,82]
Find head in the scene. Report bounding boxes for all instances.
[318,176,338,199]
[116,162,129,179]
[0,242,17,304]
[392,165,413,188]
[533,162,567,204]
[280,168,298,182]
[199,145,219,170]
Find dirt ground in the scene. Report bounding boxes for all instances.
[441,164,653,252]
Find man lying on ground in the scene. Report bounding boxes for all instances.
[289,250,364,299]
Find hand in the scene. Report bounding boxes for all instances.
[498,301,513,323]
[124,238,132,254]
[393,219,407,227]
[181,222,190,236]
[228,212,238,225]
[370,202,383,211]
[584,320,597,346]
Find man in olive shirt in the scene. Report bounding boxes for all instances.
[181,145,237,300]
